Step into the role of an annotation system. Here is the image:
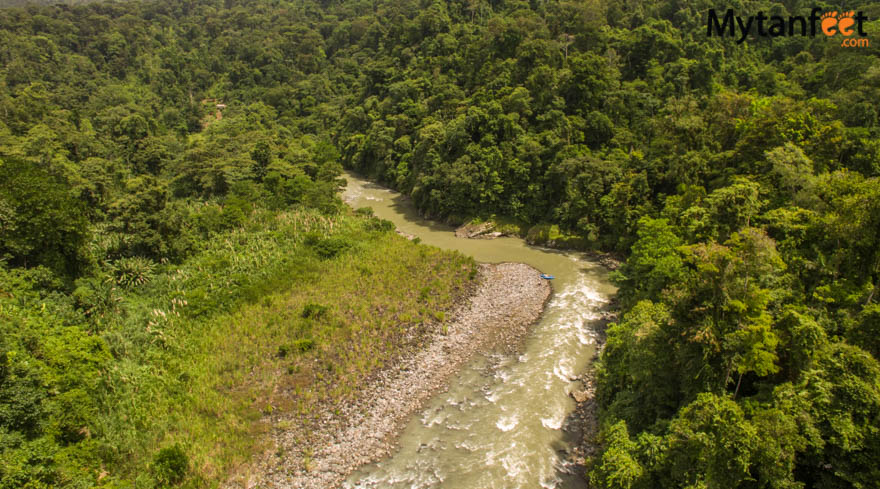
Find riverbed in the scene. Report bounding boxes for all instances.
[341,173,615,489]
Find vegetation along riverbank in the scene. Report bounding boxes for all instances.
[245,262,549,489]
[2,0,879,488]
[0,200,492,487]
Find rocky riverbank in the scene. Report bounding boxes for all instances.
[239,262,550,489]
[564,302,618,482]
[453,221,624,271]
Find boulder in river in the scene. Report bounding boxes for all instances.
[455,221,499,239]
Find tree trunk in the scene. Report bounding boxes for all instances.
[867,276,878,305]
[723,360,732,389]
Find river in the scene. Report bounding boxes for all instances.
[341,173,615,489]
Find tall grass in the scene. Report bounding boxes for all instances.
[93,208,475,487]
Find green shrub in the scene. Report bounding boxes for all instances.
[525,223,556,244]
[195,205,225,235]
[152,444,189,486]
[525,223,588,249]
[301,303,328,319]
[47,388,96,444]
[302,232,321,246]
[0,437,61,489]
[220,195,250,229]
[0,354,46,437]
[291,338,315,353]
[264,172,312,208]
[419,286,431,301]
[311,237,352,259]
[366,217,395,232]
[72,277,123,321]
[109,256,157,288]
[276,339,315,358]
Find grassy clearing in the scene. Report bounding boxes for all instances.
[93,209,475,487]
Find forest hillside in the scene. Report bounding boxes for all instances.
[1,0,878,488]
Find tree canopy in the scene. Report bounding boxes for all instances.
[0,0,878,487]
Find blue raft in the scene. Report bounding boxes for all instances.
[540,274,555,280]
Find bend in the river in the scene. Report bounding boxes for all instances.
[342,172,616,489]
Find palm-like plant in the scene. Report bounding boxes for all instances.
[109,256,157,288]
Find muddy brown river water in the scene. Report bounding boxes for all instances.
[341,173,615,489]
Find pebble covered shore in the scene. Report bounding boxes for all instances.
[241,262,551,489]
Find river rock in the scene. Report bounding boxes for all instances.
[571,389,591,403]
[241,263,550,489]
[454,221,495,239]
[395,229,416,240]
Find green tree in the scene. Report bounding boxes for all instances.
[614,217,684,305]
[590,421,644,489]
[0,157,89,277]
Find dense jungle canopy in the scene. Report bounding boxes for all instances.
[0,0,878,487]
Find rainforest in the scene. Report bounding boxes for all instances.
[0,0,878,488]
